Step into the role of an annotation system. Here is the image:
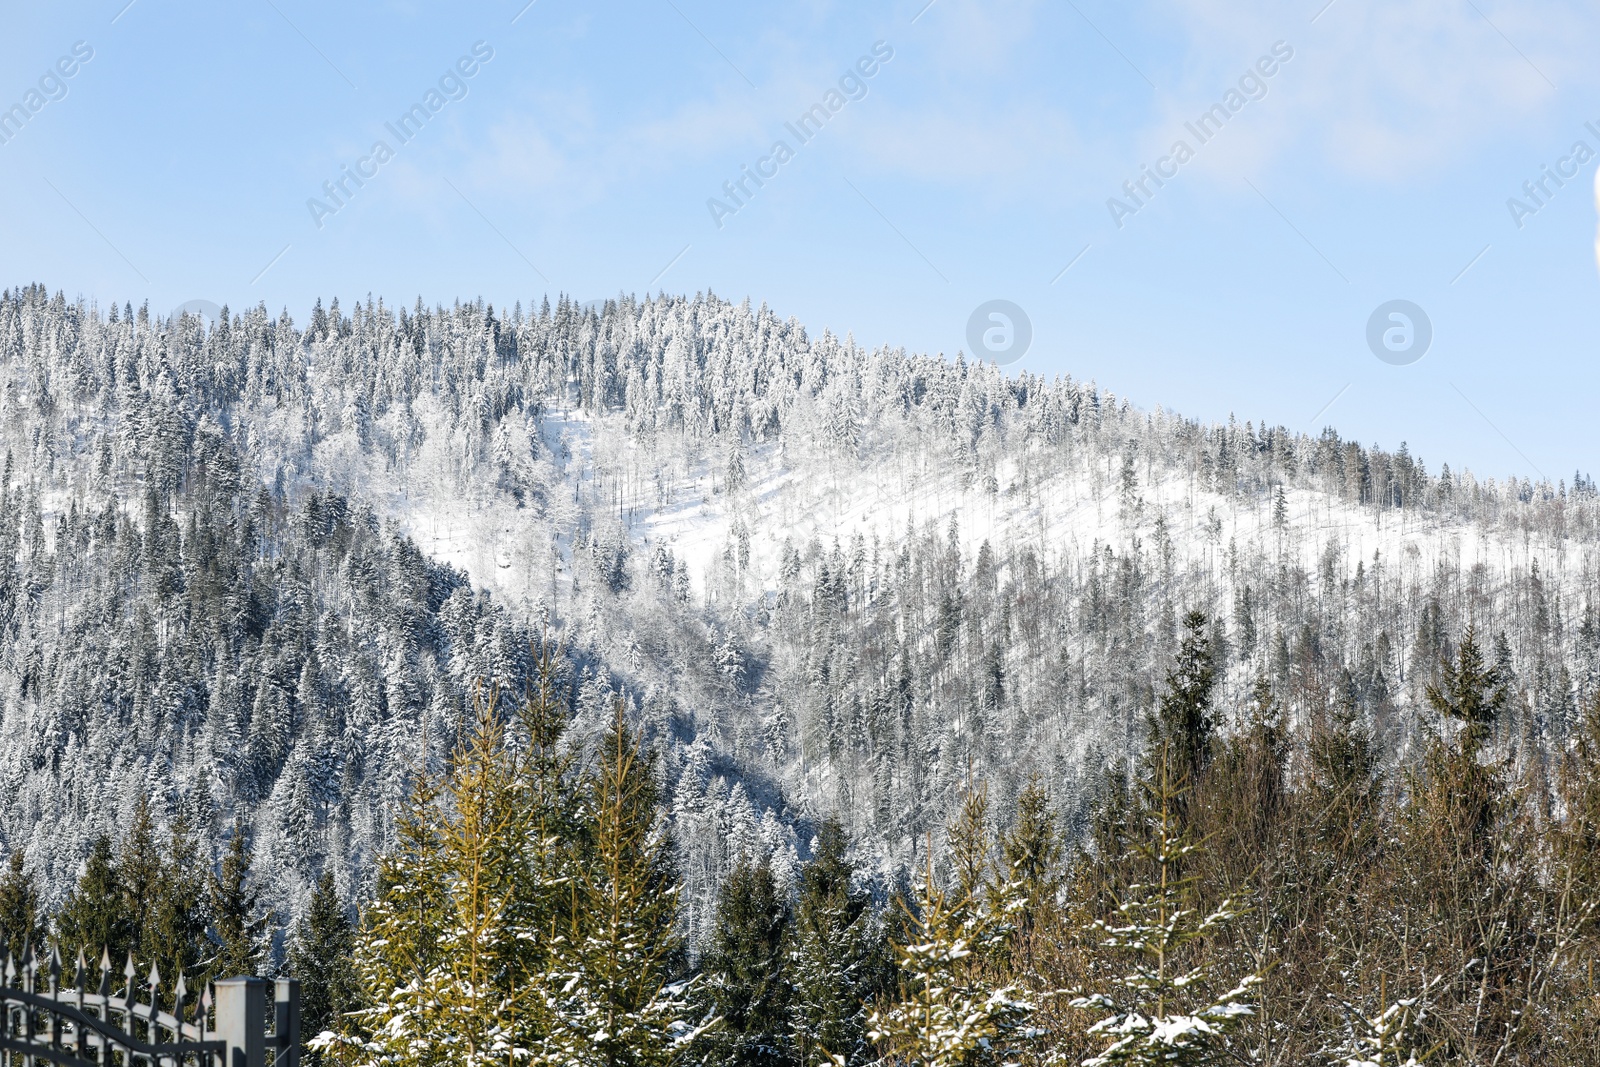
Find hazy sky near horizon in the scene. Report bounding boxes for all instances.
[4,0,1599,483]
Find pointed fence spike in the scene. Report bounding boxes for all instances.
[174,970,188,1020]
[98,947,112,997]
[48,944,60,993]
[74,948,87,993]
[124,951,136,981]
[147,959,161,1024]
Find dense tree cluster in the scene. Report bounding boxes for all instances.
[0,282,1597,1064]
[299,621,1596,1065]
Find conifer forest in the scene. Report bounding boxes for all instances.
[2,282,1599,1065]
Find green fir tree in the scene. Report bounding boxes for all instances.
[56,835,132,965]
[288,870,359,1063]
[538,699,700,1067]
[0,851,45,958]
[695,858,795,1067]
[790,817,893,1067]
[208,820,268,980]
[1151,611,1217,795]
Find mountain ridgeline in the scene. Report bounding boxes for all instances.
[0,281,1595,948]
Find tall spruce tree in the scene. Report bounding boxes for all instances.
[322,774,451,1067]
[147,814,210,987]
[56,835,132,965]
[1556,692,1600,897]
[288,870,359,1063]
[695,858,795,1067]
[1152,610,1217,791]
[119,798,165,965]
[1222,676,1287,852]
[208,820,267,980]
[1000,775,1064,943]
[789,817,892,1067]
[1415,626,1512,861]
[0,851,44,958]
[325,688,547,1067]
[325,660,580,1067]
[1426,624,1507,754]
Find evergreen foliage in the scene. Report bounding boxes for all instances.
[118,798,167,964]
[1425,625,1507,752]
[1070,757,1260,1067]
[208,820,268,980]
[148,814,210,991]
[56,835,130,964]
[694,858,794,1067]
[287,870,359,1064]
[0,851,44,957]
[1151,611,1217,791]
[326,683,559,1067]
[869,790,1033,1067]
[0,286,1596,1061]
[789,818,892,1067]
[1000,774,1064,942]
[538,699,700,1067]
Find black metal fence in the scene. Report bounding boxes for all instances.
[0,945,297,1067]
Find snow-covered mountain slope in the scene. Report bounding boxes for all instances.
[1,284,1594,946]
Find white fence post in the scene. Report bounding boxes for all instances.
[214,976,266,1067]
[275,978,301,1067]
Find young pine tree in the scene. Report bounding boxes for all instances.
[1330,984,1439,1067]
[695,858,795,1067]
[1071,754,1260,1067]
[538,699,699,1067]
[327,662,581,1067]
[869,791,1033,1067]
[947,782,994,907]
[323,774,451,1067]
[332,693,543,1066]
[287,870,359,1063]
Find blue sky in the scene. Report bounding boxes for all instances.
[4,0,1599,483]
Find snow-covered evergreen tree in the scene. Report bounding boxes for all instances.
[1069,759,1259,1067]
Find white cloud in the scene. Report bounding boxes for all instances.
[1159,0,1596,181]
